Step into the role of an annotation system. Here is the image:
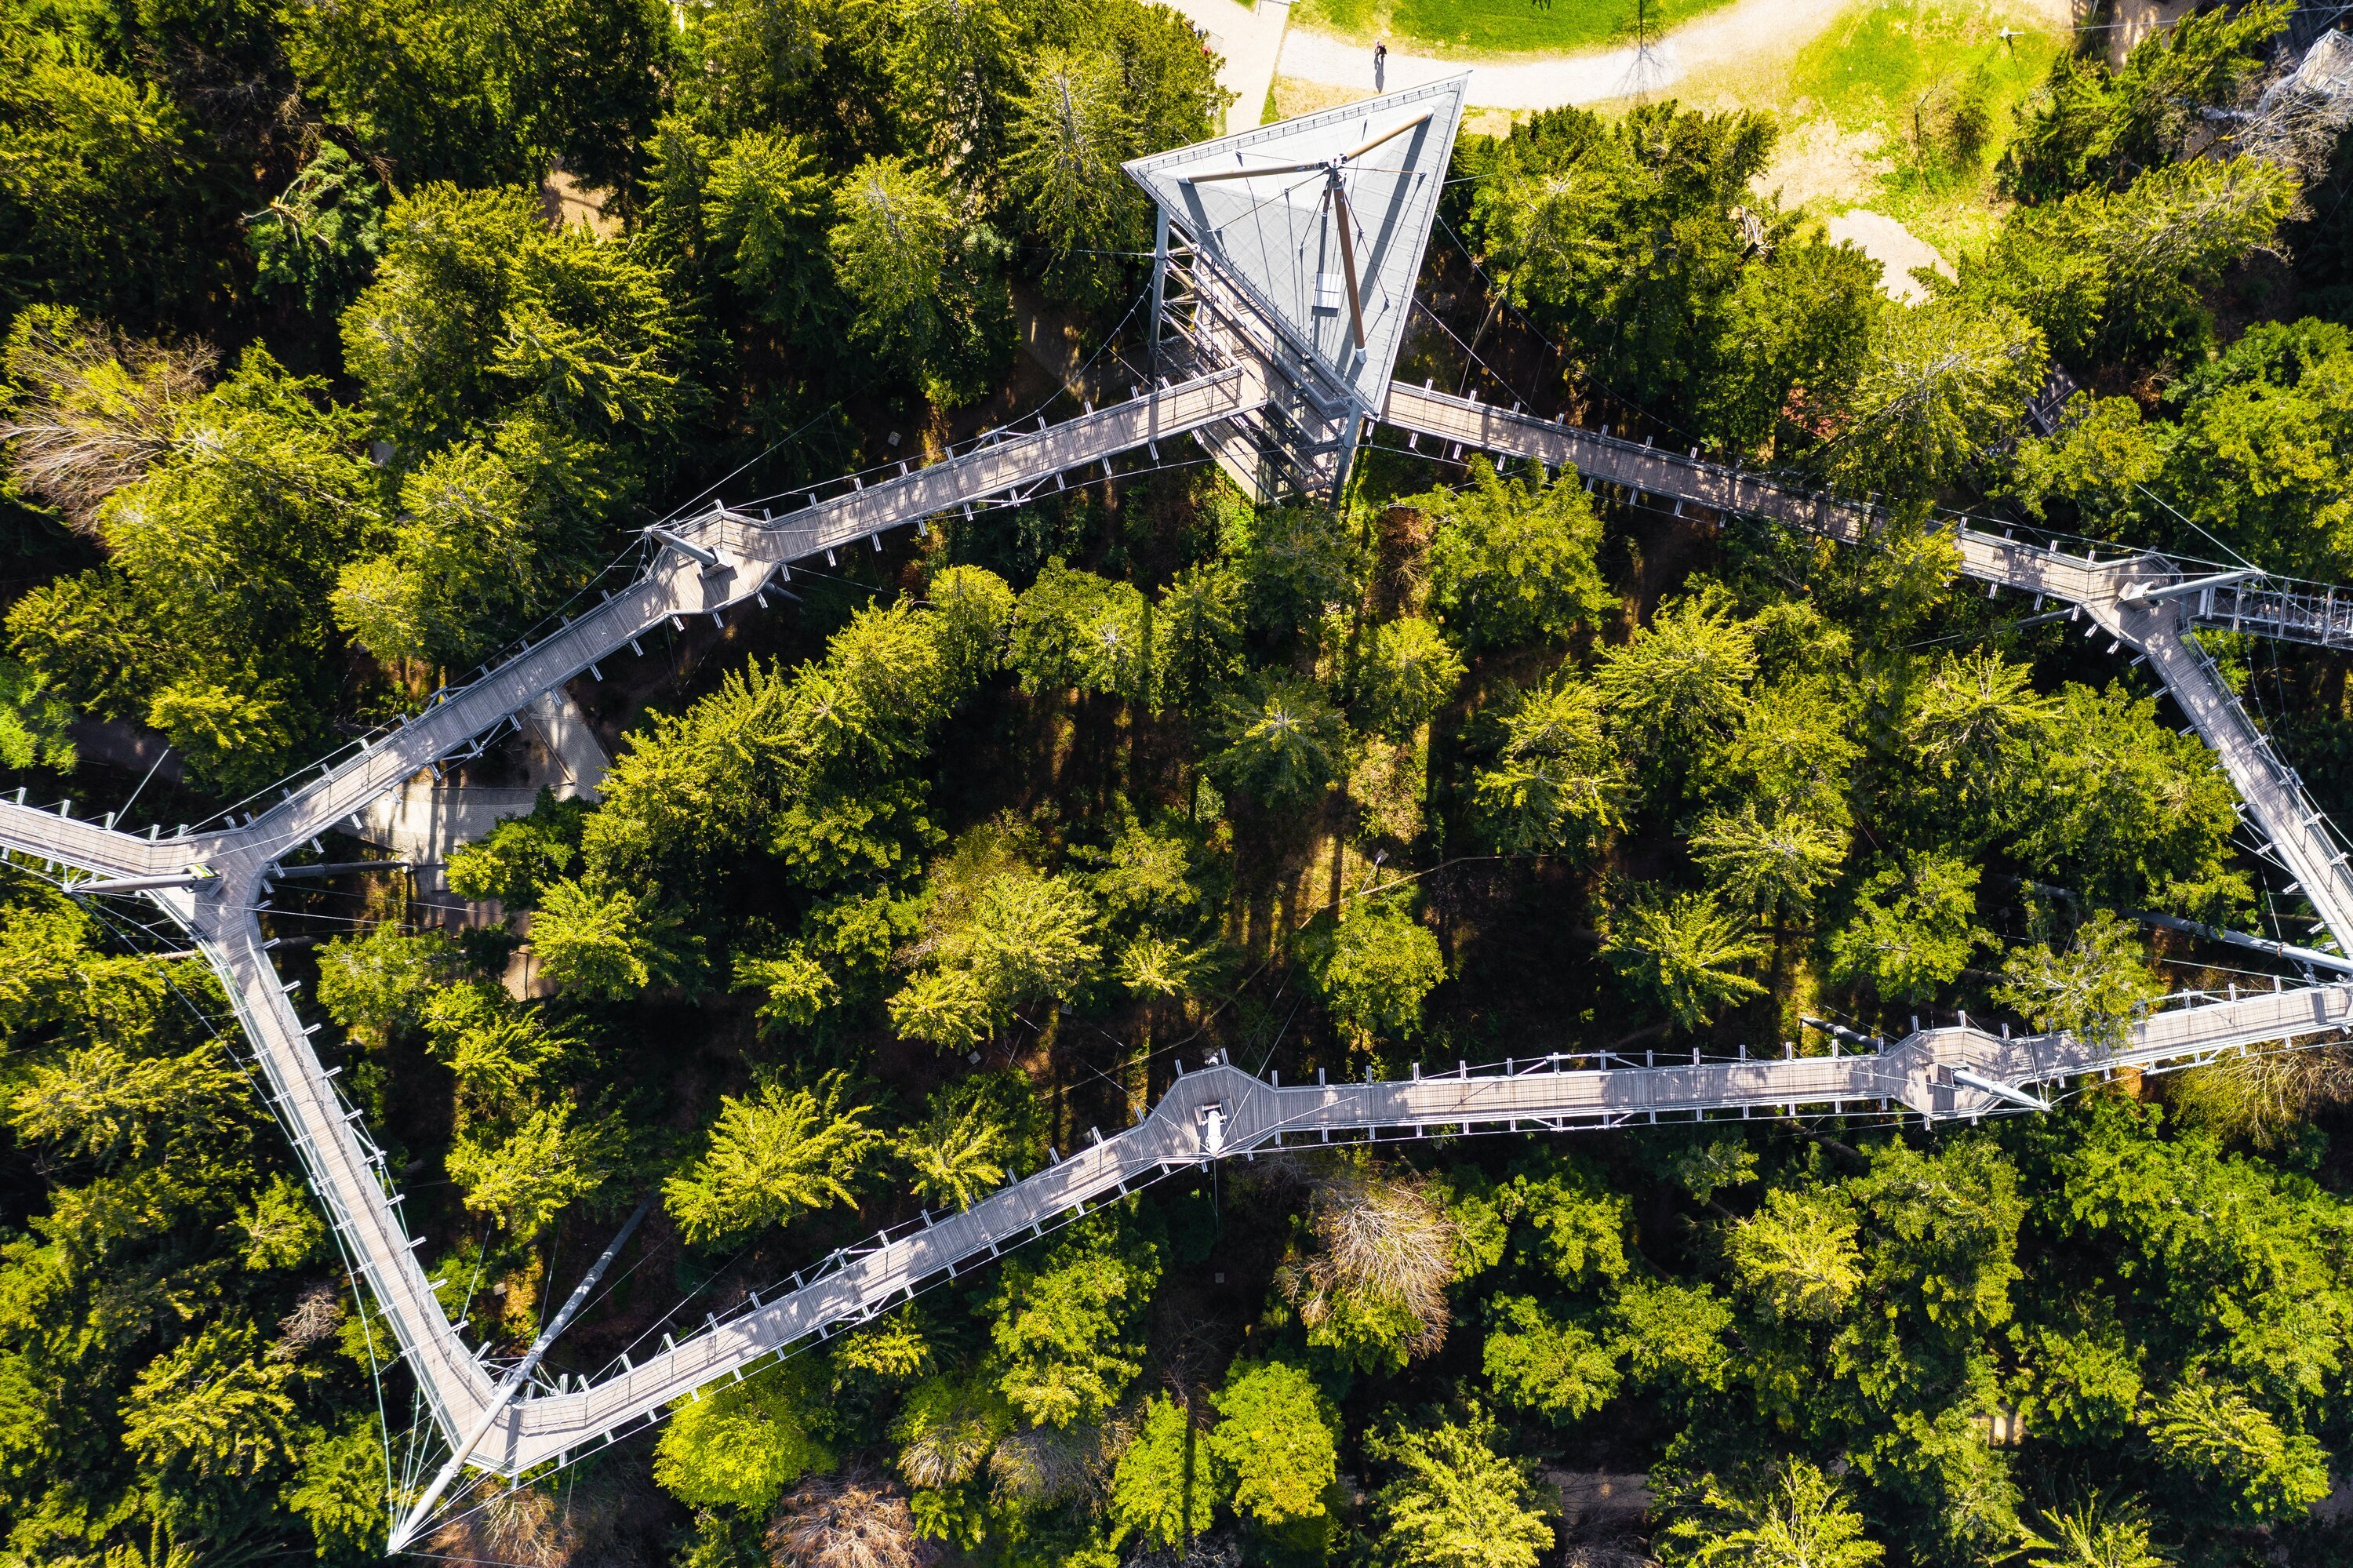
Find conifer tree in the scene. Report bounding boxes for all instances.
[664,1072,879,1244]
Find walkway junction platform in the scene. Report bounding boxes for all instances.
[2,80,2351,1546]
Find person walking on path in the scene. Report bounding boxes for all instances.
[1374,39,1387,89]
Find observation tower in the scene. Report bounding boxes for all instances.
[1126,75,1470,502]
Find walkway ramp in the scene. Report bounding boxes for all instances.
[1379,382,2353,951]
[463,981,2350,1476]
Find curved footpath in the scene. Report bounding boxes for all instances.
[3,352,2351,1538]
[1274,0,1860,110]
[1164,0,1900,119]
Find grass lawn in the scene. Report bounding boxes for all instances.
[1784,0,2064,255]
[1784,0,2060,149]
[1293,0,1739,57]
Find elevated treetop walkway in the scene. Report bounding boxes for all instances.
[0,79,2348,1548]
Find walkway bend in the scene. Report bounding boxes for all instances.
[1379,383,2353,947]
[449,980,2353,1477]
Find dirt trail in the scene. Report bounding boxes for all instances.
[1276,0,2078,109]
[1278,0,1843,107]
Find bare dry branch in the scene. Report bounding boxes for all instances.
[0,318,213,534]
[766,1467,932,1568]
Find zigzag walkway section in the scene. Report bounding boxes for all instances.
[437,983,2353,1479]
[0,366,1271,1488]
[0,362,2349,1521]
[1379,383,2353,948]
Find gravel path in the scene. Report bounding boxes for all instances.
[1276,0,1858,107]
[1155,0,1297,126]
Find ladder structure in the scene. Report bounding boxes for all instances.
[0,81,2348,1544]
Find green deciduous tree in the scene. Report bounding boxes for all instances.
[2151,319,2353,580]
[664,1072,879,1245]
[1498,1152,1631,1285]
[672,0,833,133]
[1993,908,2164,1050]
[282,0,664,190]
[1108,1394,1222,1548]
[2001,0,2289,202]
[1827,855,1987,1005]
[984,1210,1162,1428]
[1726,1188,1861,1322]
[1472,101,1781,422]
[1602,886,1767,1028]
[1715,675,1860,828]
[443,791,591,908]
[1366,1411,1556,1568]
[2011,682,2245,918]
[1973,156,2295,366]
[1700,237,1884,456]
[1612,1277,1733,1395]
[926,562,1016,688]
[1234,500,1364,635]
[1471,671,1625,854]
[653,1356,835,1508]
[330,440,540,667]
[1417,457,1610,651]
[1208,1359,1337,1526]
[1306,893,1445,1047]
[0,45,205,322]
[1483,1295,1620,1422]
[2001,391,2171,539]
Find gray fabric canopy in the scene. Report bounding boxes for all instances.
[1124,75,1469,414]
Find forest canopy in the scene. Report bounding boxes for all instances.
[2,0,2353,1565]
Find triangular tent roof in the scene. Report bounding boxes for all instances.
[1125,75,1469,417]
